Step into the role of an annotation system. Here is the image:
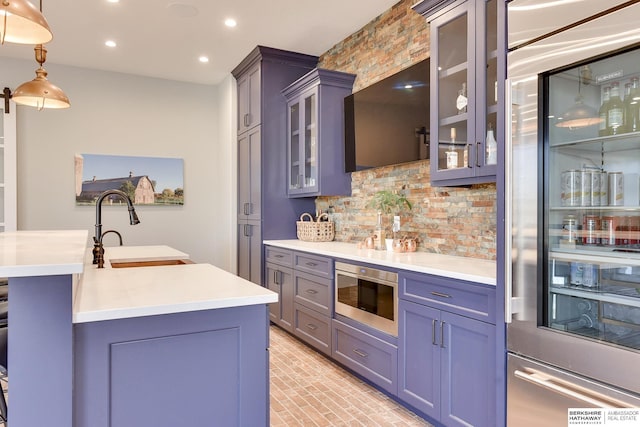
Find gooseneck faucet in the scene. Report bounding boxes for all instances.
[93,189,141,268]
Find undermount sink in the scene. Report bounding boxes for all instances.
[109,259,194,268]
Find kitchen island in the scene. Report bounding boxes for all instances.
[0,230,277,427]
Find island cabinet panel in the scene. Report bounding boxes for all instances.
[398,272,497,427]
[73,304,270,427]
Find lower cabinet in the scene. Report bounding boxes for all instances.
[398,272,496,427]
[332,319,398,395]
[237,220,261,284]
[265,246,334,353]
[265,261,294,333]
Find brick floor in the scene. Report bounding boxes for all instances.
[269,325,432,427]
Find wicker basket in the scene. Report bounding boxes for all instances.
[296,213,335,242]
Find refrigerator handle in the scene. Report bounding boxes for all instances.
[514,370,631,408]
[504,78,523,323]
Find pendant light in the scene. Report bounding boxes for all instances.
[556,66,601,129]
[12,43,70,110]
[0,0,53,45]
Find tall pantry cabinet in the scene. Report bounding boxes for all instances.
[232,47,318,285]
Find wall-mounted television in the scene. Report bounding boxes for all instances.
[344,58,430,172]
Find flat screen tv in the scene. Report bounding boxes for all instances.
[344,58,430,172]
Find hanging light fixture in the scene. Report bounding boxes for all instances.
[0,0,53,45]
[12,43,70,110]
[556,66,601,129]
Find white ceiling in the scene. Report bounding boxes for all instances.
[0,0,399,85]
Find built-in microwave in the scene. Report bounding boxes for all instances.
[335,261,398,336]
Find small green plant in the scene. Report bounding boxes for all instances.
[368,190,412,214]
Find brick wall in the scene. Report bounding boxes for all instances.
[315,0,497,260]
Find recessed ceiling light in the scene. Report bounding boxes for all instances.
[199,56,209,63]
[224,18,237,28]
[105,40,117,48]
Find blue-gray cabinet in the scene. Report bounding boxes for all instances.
[398,271,496,427]
[265,245,334,354]
[265,246,295,332]
[282,68,355,197]
[232,47,318,284]
[414,0,502,186]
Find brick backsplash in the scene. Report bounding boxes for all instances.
[315,0,497,260]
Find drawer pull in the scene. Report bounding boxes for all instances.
[306,323,318,331]
[353,349,368,358]
[305,289,318,295]
[305,262,318,267]
[431,291,452,299]
[274,254,284,258]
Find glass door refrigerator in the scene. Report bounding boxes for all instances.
[507,1,640,425]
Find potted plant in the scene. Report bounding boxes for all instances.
[367,190,412,250]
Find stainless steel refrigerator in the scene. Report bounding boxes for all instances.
[506,1,640,425]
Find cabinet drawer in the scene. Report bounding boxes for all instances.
[293,271,332,316]
[332,319,397,395]
[294,304,331,356]
[294,252,333,279]
[265,246,293,267]
[399,271,496,324]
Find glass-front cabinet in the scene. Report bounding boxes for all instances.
[282,68,355,198]
[287,89,318,195]
[424,0,499,185]
[544,45,640,352]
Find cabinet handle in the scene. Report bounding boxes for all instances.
[305,289,318,295]
[431,291,451,298]
[353,349,368,358]
[476,141,482,167]
[440,321,446,348]
[432,319,437,346]
[273,270,279,285]
[306,323,318,331]
[305,262,318,267]
[466,143,472,168]
[244,113,250,127]
[243,202,249,215]
[274,254,284,258]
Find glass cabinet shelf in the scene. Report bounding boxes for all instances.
[550,131,640,151]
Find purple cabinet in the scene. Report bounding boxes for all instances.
[282,68,355,197]
[74,304,271,427]
[232,47,318,285]
[398,272,497,426]
[265,262,294,332]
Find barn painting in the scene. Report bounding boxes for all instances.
[75,154,184,206]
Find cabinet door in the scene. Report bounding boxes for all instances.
[398,299,441,420]
[237,63,261,134]
[265,263,294,332]
[287,88,319,196]
[429,0,499,185]
[440,311,496,427]
[237,127,261,221]
[238,221,262,285]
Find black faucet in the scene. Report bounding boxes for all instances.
[93,189,140,268]
[101,229,123,246]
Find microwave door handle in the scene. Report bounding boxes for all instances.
[513,370,630,408]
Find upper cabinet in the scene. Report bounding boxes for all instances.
[237,62,261,134]
[0,99,16,232]
[282,69,355,198]
[414,0,503,186]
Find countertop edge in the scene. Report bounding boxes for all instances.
[264,239,496,286]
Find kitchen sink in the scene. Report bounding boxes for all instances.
[109,259,194,268]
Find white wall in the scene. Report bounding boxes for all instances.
[0,57,236,269]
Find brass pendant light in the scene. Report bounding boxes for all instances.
[556,65,601,129]
[12,44,70,109]
[0,0,53,45]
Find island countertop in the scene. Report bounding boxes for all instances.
[0,230,277,324]
[264,239,496,286]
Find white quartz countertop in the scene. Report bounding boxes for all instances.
[73,244,277,323]
[0,230,88,277]
[264,240,496,286]
[0,231,277,323]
